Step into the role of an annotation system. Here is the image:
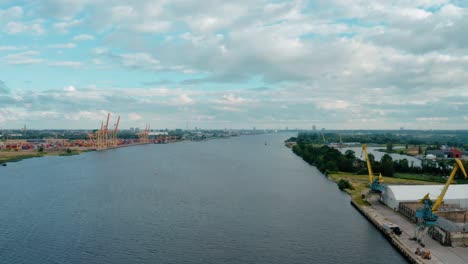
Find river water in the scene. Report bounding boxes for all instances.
[0,133,406,263]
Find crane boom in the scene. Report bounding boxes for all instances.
[361,144,384,196]
[362,144,375,184]
[431,158,467,212]
[104,112,110,134]
[113,116,120,135]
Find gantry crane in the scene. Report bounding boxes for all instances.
[411,158,467,247]
[112,115,120,147]
[361,144,385,197]
[103,112,111,146]
[137,124,150,144]
[96,121,104,149]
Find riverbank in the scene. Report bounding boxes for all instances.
[0,149,82,164]
[327,172,438,206]
[0,141,176,165]
[350,200,426,264]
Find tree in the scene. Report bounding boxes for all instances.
[38,146,44,153]
[344,150,356,160]
[396,159,409,173]
[386,142,393,152]
[380,154,395,177]
[418,146,422,155]
[337,179,353,191]
[66,148,72,154]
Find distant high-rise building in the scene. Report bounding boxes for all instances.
[312,125,316,131]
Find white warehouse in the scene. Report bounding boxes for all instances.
[382,184,468,211]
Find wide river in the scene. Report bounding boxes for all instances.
[0,133,406,263]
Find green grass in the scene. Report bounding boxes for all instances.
[0,153,44,164]
[58,151,80,156]
[328,172,441,206]
[394,173,444,183]
[394,172,468,184]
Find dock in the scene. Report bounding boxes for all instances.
[352,199,468,263]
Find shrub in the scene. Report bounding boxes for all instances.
[337,179,353,191]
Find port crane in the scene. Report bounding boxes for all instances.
[361,144,385,197]
[320,131,327,144]
[411,158,467,247]
[112,115,120,147]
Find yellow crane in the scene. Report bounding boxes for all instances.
[412,158,468,247]
[361,144,384,196]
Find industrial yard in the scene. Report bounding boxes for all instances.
[328,154,468,263]
[362,198,468,264]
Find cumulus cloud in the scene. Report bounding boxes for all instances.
[0,6,23,21]
[1,1,468,129]
[3,50,42,65]
[48,61,82,68]
[73,34,94,41]
[128,113,143,121]
[47,43,76,49]
[5,21,44,35]
[53,19,81,33]
[0,45,26,51]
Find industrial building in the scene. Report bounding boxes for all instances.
[382,185,468,211]
[382,184,468,246]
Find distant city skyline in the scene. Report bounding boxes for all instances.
[1,1,468,129]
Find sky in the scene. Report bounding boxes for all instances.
[1,0,468,130]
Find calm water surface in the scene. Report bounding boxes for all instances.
[0,133,406,263]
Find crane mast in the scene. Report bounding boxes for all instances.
[362,144,374,183]
[112,115,120,147]
[361,144,384,195]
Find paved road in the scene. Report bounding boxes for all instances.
[369,199,468,264]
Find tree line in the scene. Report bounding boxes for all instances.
[287,131,468,149]
[291,142,465,178]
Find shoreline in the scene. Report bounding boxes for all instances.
[350,200,424,264]
[0,142,156,165]
[324,173,429,263]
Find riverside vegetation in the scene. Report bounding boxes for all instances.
[288,133,468,205]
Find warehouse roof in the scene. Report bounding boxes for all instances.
[385,184,468,201]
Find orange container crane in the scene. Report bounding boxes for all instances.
[104,112,111,147]
[96,121,104,149]
[112,115,120,147]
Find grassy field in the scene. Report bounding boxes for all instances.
[0,149,82,164]
[394,173,468,184]
[0,151,45,164]
[328,172,440,206]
